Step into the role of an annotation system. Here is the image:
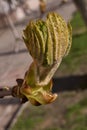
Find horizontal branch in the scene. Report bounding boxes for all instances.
[0,87,12,98]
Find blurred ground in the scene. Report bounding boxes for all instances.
[0,0,77,130]
[12,90,87,130]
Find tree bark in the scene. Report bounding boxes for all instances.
[73,0,87,26]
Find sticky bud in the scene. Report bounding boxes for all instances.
[21,12,72,105]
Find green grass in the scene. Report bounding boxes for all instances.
[58,12,87,73]
[66,97,87,119]
[71,12,85,29]
[12,96,87,130]
[62,32,87,67]
[12,106,45,130]
[64,98,87,130]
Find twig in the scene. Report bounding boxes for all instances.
[0,87,12,98]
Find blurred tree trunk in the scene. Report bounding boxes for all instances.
[73,0,87,26]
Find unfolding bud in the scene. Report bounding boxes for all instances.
[21,12,72,105]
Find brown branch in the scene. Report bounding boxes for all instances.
[0,78,28,104]
[0,87,12,98]
[0,79,24,99]
[0,85,28,104]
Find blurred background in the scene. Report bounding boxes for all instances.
[0,0,87,130]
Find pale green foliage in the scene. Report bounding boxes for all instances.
[21,12,72,106]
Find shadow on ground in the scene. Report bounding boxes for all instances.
[0,98,20,105]
[0,49,28,57]
[53,74,87,93]
[0,74,87,105]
